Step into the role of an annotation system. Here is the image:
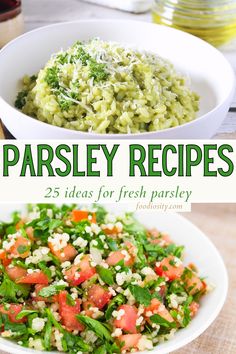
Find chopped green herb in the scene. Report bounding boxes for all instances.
[129,285,152,306]
[45,66,60,89]
[77,315,112,341]
[96,265,114,286]
[15,90,28,109]
[150,314,176,329]
[15,309,38,320]
[38,284,66,298]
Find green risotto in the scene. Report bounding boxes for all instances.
[0,205,208,353]
[15,39,199,134]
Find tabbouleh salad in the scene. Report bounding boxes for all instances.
[0,205,207,353]
[15,39,199,134]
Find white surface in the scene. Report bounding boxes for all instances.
[20,0,236,135]
[82,0,151,13]
[0,205,228,354]
[0,20,235,139]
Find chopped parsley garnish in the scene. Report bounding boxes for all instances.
[76,315,112,341]
[45,66,60,89]
[15,90,28,109]
[0,274,30,301]
[150,314,176,329]
[129,284,152,306]
[89,59,109,82]
[96,265,114,286]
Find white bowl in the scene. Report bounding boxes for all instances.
[0,205,228,354]
[0,20,235,139]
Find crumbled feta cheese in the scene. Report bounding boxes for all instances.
[29,337,45,350]
[2,231,21,251]
[169,293,187,309]
[174,257,183,267]
[73,237,88,248]
[54,279,69,286]
[74,253,84,265]
[91,223,101,235]
[25,246,50,265]
[53,329,63,351]
[146,311,153,317]
[1,330,13,337]
[136,316,144,326]
[61,261,71,269]
[115,221,123,232]
[123,288,136,305]
[137,335,153,351]
[85,226,92,234]
[112,309,125,320]
[111,328,122,337]
[32,317,45,332]
[116,270,133,286]
[91,240,98,246]
[48,233,70,251]
[108,287,116,296]
[121,250,131,262]
[141,267,156,276]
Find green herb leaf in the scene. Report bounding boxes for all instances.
[105,294,125,320]
[94,346,107,354]
[96,265,114,286]
[182,296,193,327]
[76,315,112,341]
[150,314,176,329]
[63,330,91,352]
[17,244,29,254]
[15,309,38,320]
[45,66,60,89]
[129,285,152,306]
[0,275,30,301]
[38,284,66,298]
[66,293,75,306]
[44,316,52,350]
[15,90,28,109]
[89,59,109,82]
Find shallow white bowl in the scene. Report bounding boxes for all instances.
[0,20,235,139]
[0,205,228,354]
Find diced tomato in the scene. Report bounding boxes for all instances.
[82,300,95,317]
[48,242,77,262]
[0,251,11,267]
[16,270,49,285]
[10,236,31,259]
[6,265,27,281]
[72,210,96,224]
[58,291,84,331]
[185,273,205,295]
[114,305,138,334]
[33,284,58,303]
[106,250,133,267]
[0,304,26,323]
[145,298,174,323]
[159,284,167,298]
[102,226,119,236]
[189,301,200,317]
[88,284,112,309]
[15,220,25,230]
[155,256,184,281]
[118,334,141,351]
[148,229,173,246]
[25,226,35,241]
[65,255,96,286]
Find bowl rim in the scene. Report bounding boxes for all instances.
[0,210,229,354]
[0,18,235,137]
